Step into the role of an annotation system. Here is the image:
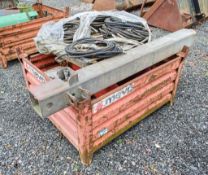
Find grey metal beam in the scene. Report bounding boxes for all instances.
[30,29,196,117]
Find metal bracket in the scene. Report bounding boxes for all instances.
[28,29,196,117]
[66,87,90,106]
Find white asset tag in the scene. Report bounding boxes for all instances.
[24,62,46,83]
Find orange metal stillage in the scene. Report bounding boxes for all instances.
[0,3,69,68]
[18,47,189,165]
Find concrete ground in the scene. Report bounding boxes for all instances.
[0,1,208,175]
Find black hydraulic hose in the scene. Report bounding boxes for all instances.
[103,17,149,43]
[63,16,149,45]
[65,38,123,59]
[63,19,80,44]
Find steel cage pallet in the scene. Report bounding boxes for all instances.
[19,48,189,165]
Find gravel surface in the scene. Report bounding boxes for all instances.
[0,2,208,174]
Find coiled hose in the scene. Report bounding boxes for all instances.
[103,17,149,43]
[63,19,79,44]
[63,16,149,60]
[65,38,123,59]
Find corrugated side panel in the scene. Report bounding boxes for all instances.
[0,4,66,67]
[91,57,182,150]
[23,57,79,150]
[49,107,79,149]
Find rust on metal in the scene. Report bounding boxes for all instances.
[0,3,69,68]
[19,46,189,165]
[171,46,189,104]
[144,0,208,32]
[144,0,192,32]
[93,0,156,11]
[93,0,117,11]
